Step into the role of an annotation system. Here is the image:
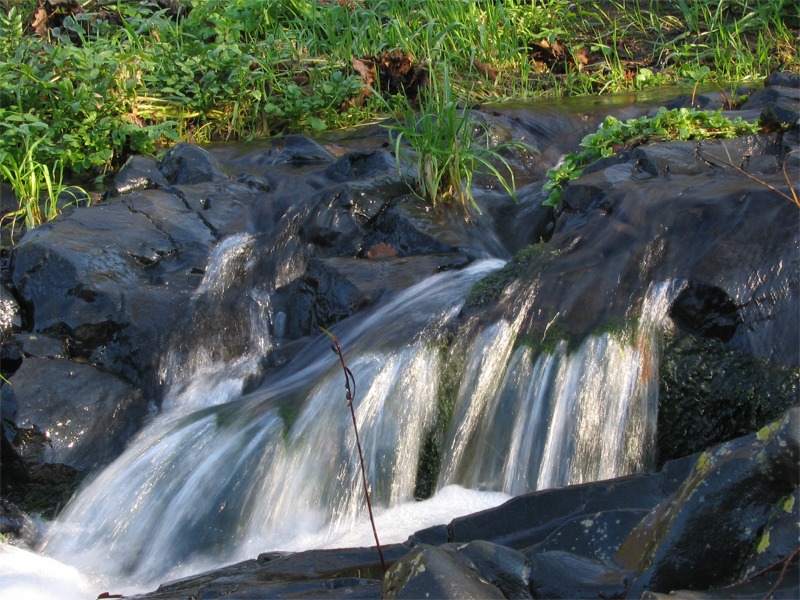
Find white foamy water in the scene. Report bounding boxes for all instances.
[3,486,509,598]
[0,543,97,600]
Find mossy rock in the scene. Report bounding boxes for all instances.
[465,243,555,310]
[657,332,799,467]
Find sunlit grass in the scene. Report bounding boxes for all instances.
[383,66,537,214]
[0,0,797,230]
[0,135,88,240]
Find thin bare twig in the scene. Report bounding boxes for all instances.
[721,547,799,599]
[321,328,387,573]
[698,148,800,207]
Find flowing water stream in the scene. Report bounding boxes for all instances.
[28,230,681,594]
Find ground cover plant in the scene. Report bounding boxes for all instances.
[542,106,763,210]
[0,0,797,229]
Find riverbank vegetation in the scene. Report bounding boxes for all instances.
[542,106,763,210]
[1,0,798,226]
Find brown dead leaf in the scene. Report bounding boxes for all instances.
[32,6,49,38]
[472,58,499,81]
[366,242,399,259]
[351,50,429,105]
[352,57,376,87]
[574,47,590,70]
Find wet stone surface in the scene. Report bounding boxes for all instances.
[1,74,798,599]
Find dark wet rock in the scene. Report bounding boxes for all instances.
[668,279,742,342]
[128,545,405,600]
[231,133,335,167]
[764,71,800,88]
[447,472,684,550]
[360,197,460,258]
[383,544,506,599]
[642,563,799,599]
[0,498,38,542]
[6,333,68,359]
[0,432,27,486]
[166,181,269,237]
[456,540,532,599]
[159,143,230,185]
[274,255,465,339]
[743,152,781,174]
[741,72,800,127]
[760,96,800,127]
[299,188,366,256]
[528,550,629,599]
[482,183,555,252]
[6,357,149,471]
[619,408,799,597]
[318,151,408,227]
[324,148,400,185]
[10,192,214,389]
[559,159,633,214]
[631,142,712,177]
[360,195,508,261]
[275,257,367,338]
[525,507,648,562]
[106,155,167,198]
[740,487,799,579]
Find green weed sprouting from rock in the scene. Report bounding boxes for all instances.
[383,65,537,214]
[0,136,89,240]
[543,107,762,210]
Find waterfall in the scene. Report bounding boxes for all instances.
[439,280,678,494]
[39,235,681,591]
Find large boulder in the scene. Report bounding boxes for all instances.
[3,357,149,472]
[8,191,216,391]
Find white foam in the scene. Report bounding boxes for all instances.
[5,486,510,597]
[288,484,512,551]
[0,543,97,600]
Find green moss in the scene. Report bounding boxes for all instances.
[657,332,799,467]
[466,243,555,309]
[755,530,770,553]
[414,332,466,500]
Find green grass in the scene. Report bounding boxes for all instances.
[383,66,537,213]
[0,133,88,240]
[0,0,797,228]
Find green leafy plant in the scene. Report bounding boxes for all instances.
[543,107,762,210]
[1,0,796,233]
[383,65,536,213]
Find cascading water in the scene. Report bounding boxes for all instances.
[437,278,679,494]
[37,230,683,593]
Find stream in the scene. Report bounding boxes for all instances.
[1,81,797,599]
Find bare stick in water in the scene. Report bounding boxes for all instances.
[321,328,387,573]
